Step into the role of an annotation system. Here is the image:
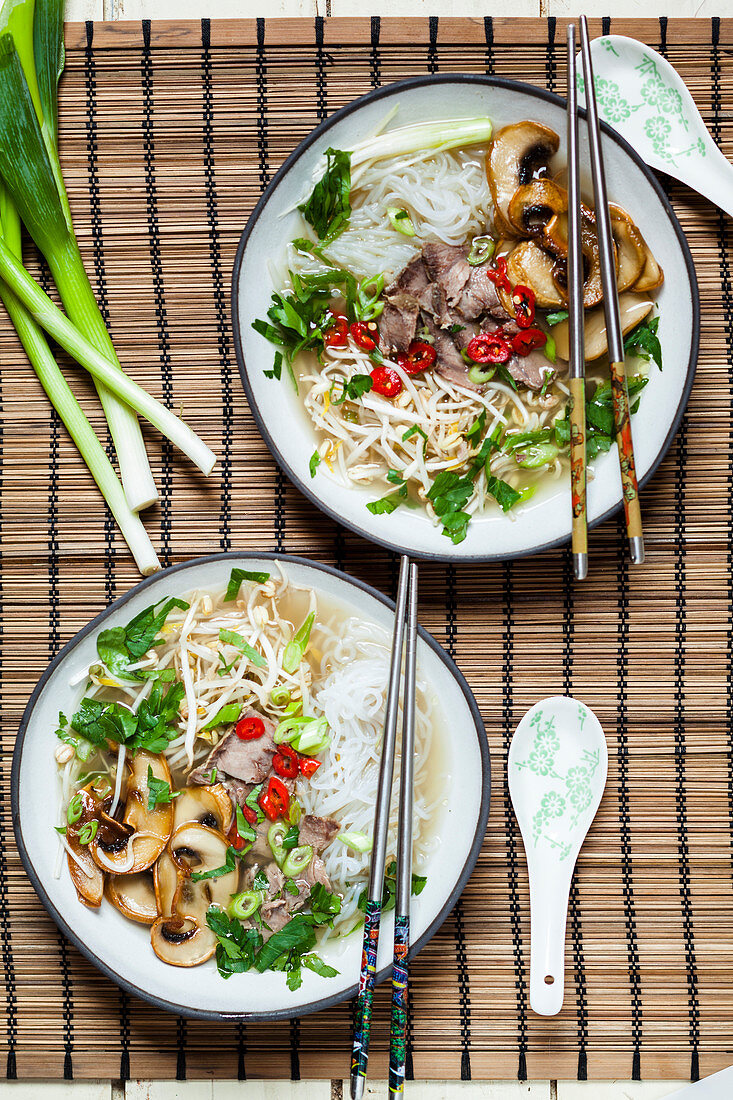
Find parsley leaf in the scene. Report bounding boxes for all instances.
[191,845,243,883]
[70,681,185,756]
[206,906,263,978]
[366,486,407,515]
[332,374,373,404]
[309,450,321,478]
[545,309,569,326]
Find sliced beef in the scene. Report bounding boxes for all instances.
[506,349,554,391]
[458,266,513,323]
[189,708,276,788]
[421,315,481,392]
[422,241,472,307]
[389,255,432,300]
[379,294,419,355]
[298,814,340,853]
[304,855,332,890]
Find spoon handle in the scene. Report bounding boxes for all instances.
[688,141,733,221]
[529,864,572,1016]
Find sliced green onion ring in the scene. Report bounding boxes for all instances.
[338,831,373,853]
[282,844,313,878]
[78,819,98,846]
[282,611,316,674]
[228,890,264,920]
[468,364,496,385]
[67,793,83,824]
[467,234,495,266]
[386,206,416,237]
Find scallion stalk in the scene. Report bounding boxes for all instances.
[0,0,157,512]
[348,117,493,184]
[0,238,217,475]
[0,192,160,573]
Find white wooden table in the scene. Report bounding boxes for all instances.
[21,2,727,1097]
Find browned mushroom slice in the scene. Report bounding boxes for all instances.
[66,828,105,907]
[172,784,233,834]
[486,121,560,236]
[552,293,653,362]
[547,209,608,309]
[612,218,646,292]
[506,241,567,308]
[150,823,240,967]
[150,915,217,968]
[105,871,158,925]
[634,240,665,292]
[507,178,568,240]
[91,751,174,874]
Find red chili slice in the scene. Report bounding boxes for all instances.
[227,819,247,851]
[259,776,290,821]
[322,312,348,348]
[350,321,379,352]
[299,756,322,778]
[486,255,511,294]
[512,284,536,329]
[235,715,265,741]
[511,328,547,356]
[272,744,300,780]
[370,364,403,398]
[397,340,437,376]
[241,804,258,827]
[466,332,512,365]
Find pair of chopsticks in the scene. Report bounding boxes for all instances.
[350,554,418,1100]
[568,17,645,581]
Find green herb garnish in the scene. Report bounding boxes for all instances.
[218,628,268,669]
[298,148,352,245]
[224,567,271,602]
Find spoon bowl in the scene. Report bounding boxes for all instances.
[579,35,733,218]
[508,696,608,1016]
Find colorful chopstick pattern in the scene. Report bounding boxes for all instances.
[389,914,410,1096]
[351,899,382,1082]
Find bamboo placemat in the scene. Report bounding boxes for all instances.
[0,14,731,1083]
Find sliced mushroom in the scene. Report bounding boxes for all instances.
[612,217,646,292]
[65,788,105,907]
[150,916,219,968]
[546,208,607,309]
[91,751,173,875]
[506,241,567,308]
[634,239,665,292]
[552,293,653,361]
[172,784,233,834]
[507,178,568,240]
[105,871,158,925]
[150,823,240,968]
[486,121,560,236]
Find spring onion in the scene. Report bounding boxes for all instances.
[338,831,373,853]
[201,702,242,731]
[270,685,291,708]
[0,239,216,474]
[282,611,315,674]
[387,206,416,237]
[468,364,496,385]
[0,1,157,512]
[274,715,330,755]
[268,821,288,866]
[67,793,83,824]
[467,234,495,266]
[228,891,264,921]
[347,118,494,184]
[282,844,313,878]
[78,819,98,846]
[0,188,160,574]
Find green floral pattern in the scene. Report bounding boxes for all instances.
[513,703,603,862]
[578,37,707,169]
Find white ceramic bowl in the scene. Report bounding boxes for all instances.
[12,553,489,1020]
[232,75,699,562]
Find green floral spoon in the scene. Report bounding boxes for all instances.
[577,35,733,219]
[508,696,607,1016]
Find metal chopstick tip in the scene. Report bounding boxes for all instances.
[629,536,645,565]
[573,552,588,582]
[350,1076,365,1100]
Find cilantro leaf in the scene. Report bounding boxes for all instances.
[146,766,175,812]
[309,450,321,478]
[70,680,185,756]
[97,597,189,680]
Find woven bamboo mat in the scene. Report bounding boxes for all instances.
[0,13,731,1083]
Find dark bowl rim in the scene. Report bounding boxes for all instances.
[231,72,700,564]
[11,551,491,1022]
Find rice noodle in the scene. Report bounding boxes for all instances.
[56,572,442,942]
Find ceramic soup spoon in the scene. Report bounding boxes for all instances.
[577,35,733,219]
[508,696,608,1016]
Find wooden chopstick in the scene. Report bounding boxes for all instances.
[389,561,418,1097]
[350,554,411,1100]
[567,23,588,582]
[579,15,645,566]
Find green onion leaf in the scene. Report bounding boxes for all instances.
[282,611,315,674]
[224,567,271,602]
[218,628,268,669]
[387,206,416,236]
[201,702,242,732]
